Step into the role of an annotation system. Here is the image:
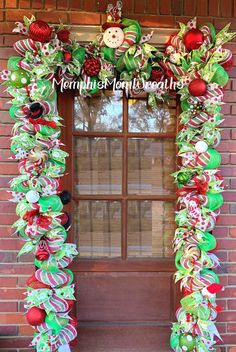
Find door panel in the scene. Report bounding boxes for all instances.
[76,272,174,322]
[78,326,171,352]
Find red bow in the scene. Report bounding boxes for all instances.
[23,208,39,225]
[193,176,208,194]
[29,118,57,129]
[36,215,52,229]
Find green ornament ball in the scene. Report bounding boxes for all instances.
[10,69,30,88]
[39,195,63,213]
[177,172,190,185]
[206,192,224,211]
[205,149,221,169]
[179,333,196,352]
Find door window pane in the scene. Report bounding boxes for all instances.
[128,138,176,195]
[75,138,122,194]
[76,201,121,258]
[127,201,175,258]
[128,99,176,133]
[74,90,123,131]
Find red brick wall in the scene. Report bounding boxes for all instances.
[0,0,236,351]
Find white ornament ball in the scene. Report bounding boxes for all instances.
[26,190,40,203]
[195,141,208,153]
[144,81,157,93]
[103,27,124,48]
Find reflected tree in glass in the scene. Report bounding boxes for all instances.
[75,138,122,195]
[74,90,123,132]
[127,201,175,258]
[128,139,176,195]
[128,98,176,133]
[76,201,122,258]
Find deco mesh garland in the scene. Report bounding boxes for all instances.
[0,1,235,351]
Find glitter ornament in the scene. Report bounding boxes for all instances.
[183,28,204,51]
[26,307,46,326]
[10,69,30,88]
[83,57,101,76]
[188,78,207,96]
[179,333,196,352]
[29,20,52,43]
[25,190,40,203]
[195,141,208,153]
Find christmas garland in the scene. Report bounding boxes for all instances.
[0,1,235,351]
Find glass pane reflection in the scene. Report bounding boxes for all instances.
[76,201,121,258]
[75,138,122,194]
[128,138,176,195]
[127,201,175,257]
[128,99,176,133]
[74,90,123,131]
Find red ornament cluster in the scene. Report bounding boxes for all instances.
[83,57,101,76]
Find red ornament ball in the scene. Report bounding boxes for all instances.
[183,28,204,51]
[188,78,207,97]
[26,307,46,326]
[63,51,72,63]
[29,20,52,43]
[221,55,234,72]
[57,29,70,43]
[35,248,50,261]
[83,57,101,77]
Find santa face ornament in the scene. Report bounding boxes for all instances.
[103,27,124,48]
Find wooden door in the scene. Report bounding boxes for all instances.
[59,89,179,352]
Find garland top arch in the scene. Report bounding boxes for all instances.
[1,1,236,351]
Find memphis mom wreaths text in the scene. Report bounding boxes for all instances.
[1,1,235,351]
[54,75,183,94]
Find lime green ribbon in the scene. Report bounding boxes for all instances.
[121,19,142,43]
[101,47,116,64]
[26,285,75,307]
[45,312,69,335]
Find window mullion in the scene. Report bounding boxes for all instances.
[122,92,128,260]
